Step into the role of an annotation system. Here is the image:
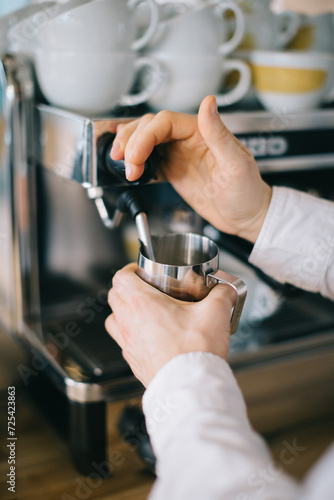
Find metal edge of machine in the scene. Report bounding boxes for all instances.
[0,53,38,339]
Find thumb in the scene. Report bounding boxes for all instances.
[198,95,237,160]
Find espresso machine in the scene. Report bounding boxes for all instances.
[0,53,157,474]
[2,52,334,475]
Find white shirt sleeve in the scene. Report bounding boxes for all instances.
[143,352,334,500]
[141,187,334,500]
[143,352,302,500]
[249,186,334,300]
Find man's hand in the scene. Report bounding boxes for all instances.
[109,95,272,243]
[105,263,235,387]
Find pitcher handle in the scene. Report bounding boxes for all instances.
[206,270,247,334]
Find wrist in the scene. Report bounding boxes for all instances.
[237,184,272,244]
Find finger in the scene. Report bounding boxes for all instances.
[123,114,156,180]
[111,115,156,180]
[113,263,182,316]
[194,284,237,340]
[109,118,142,161]
[198,95,253,163]
[199,283,236,314]
[112,262,153,298]
[122,110,198,181]
[116,123,126,132]
[112,262,139,292]
[199,96,259,191]
[197,96,235,156]
[105,313,125,350]
[107,286,126,312]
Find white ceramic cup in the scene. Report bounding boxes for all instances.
[248,50,334,112]
[130,52,251,112]
[230,0,300,50]
[145,3,245,56]
[287,13,334,52]
[135,0,189,36]
[7,0,98,53]
[29,0,160,53]
[34,50,163,115]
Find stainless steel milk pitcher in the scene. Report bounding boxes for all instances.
[137,233,247,334]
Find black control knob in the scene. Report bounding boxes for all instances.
[97,132,160,186]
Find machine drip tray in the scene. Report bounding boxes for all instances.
[229,291,334,365]
[41,304,132,384]
[259,292,334,343]
[37,288,334,385]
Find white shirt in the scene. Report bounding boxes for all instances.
[142,186,334,500]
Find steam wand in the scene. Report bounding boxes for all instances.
[91,189,156,262]
[118,190,156,262]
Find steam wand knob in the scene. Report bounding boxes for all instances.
[98,132,159,186]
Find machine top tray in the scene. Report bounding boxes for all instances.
[39,103,334,132]
[221,107,334,133]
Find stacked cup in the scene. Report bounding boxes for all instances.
[230,0,301,51]
[286,12,334,52]
[132,1,252,113]
[285,11,334,106]
[229,0,334,112]
[13,0,165,115]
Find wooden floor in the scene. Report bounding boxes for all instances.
[1,332,334,500]
[0,391,155,500]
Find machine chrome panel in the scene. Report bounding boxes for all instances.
[0,54,40,338]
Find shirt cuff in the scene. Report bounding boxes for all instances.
[249,186,334,292]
